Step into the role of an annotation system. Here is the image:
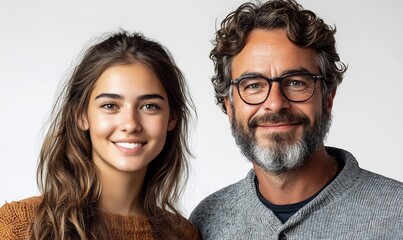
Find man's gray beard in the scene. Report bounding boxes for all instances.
[230,104,332,174]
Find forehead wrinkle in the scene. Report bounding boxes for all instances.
[232,29,319,79]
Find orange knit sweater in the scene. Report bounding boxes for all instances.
[0,196,200,240]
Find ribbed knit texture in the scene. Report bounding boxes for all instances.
[0,196,199,240]
[190,147,403,239]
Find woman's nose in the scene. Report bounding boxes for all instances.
[120,109,142,133]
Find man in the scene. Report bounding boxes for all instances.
[190,0,403,239]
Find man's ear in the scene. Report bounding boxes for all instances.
[224,97,233,124]
[326,89,337,112]
[77,113,89,131]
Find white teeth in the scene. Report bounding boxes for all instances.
[115,142,142,149]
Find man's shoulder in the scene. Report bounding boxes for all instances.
[358,169,403,196]
[327,146,403,196]
[192,177,248,210]
[189,170,255,222]
[333,152,403,215]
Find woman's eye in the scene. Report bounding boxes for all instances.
[142,104,160,111]
[101,103,117,110]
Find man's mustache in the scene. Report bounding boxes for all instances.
[249,111,310,128]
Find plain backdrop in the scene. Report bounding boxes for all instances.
[1,0,402,217]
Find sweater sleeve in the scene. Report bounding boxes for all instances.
[0,197,40,240]
[0,202,21,240]
[0,213,14,239]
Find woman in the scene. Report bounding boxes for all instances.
[0,31,199,239]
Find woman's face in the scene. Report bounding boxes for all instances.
[81,63,176,176]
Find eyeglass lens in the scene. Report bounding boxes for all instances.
[237,74,316,104]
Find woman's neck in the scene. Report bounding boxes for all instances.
[98,167,148,216]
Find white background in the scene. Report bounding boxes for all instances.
[1,0,402,217]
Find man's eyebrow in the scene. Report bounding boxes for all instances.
[237,72,263,78]
[238,68,313,78]
[281,68,311,75]
[95,93,123,100]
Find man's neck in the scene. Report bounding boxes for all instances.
[254,146,339,205]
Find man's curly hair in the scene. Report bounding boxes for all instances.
[210,0,347,113]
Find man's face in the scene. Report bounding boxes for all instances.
[225,28,334,173]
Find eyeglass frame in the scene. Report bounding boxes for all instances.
[231,72,324,105]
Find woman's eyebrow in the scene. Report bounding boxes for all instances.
[94,93,165,101]
[138,94,165,101]
[95,93,124,100]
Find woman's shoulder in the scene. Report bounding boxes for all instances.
[166,211,201,240]
[1,196,42,216]
[2,196,42,206]
[0,196,43,239]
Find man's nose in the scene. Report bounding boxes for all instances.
[261,82,291,112]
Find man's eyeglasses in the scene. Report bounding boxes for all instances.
[231,72,323,105]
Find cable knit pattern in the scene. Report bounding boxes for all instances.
[0,196,199,240]
[190,147,403,239]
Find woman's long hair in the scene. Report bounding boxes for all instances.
[31,31,194,239]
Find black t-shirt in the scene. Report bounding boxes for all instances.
[255,159,343,223]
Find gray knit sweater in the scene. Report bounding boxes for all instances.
[190,147,403,239]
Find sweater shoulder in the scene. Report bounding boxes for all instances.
[357,169,403,198]
[0,196,42,239]
[193,175,250,207]
[327,146,403,201]
[190,171,253,224]
[3,196,43,207]
[332,165,403,221]
[0,196,42,221]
